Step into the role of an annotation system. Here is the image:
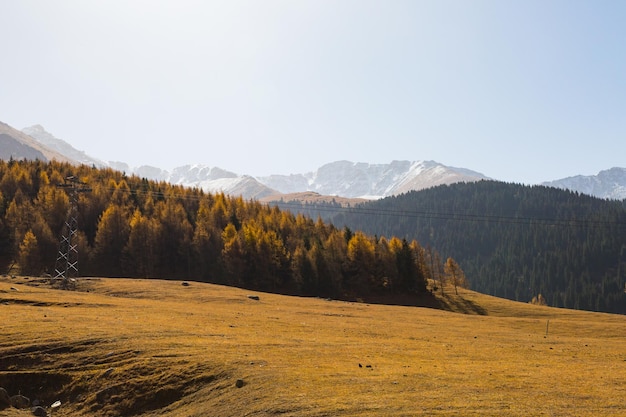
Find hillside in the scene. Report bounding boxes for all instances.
[1,276,624,416]
[0,122,72,164]
[0,159,431,300]
[22,125,107,168]
[330,181,626,314]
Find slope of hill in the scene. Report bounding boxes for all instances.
[331,181,626,314]
[1,276,624,416]
[0,122,72,164]
[0,159,432,299]
[543,167,626,200]
[22,125,107,168]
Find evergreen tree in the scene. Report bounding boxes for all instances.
[92,204,130,277]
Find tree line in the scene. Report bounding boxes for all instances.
[0,159,468,300]
[328,181,626,314]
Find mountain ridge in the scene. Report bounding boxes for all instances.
[542,168,626,200]
[18,124,489,199]
[0,121,73,164]
[5,122,626,200]
[258,160,489,199]
[22,124,108,168]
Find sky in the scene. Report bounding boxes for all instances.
[1,0,625,184]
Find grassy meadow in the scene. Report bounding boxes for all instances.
[0,276,625,416]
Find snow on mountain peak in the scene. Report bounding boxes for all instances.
[542,167,626,200]
[258,160,488,199]
[14,122,626,200]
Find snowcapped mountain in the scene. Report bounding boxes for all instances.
[542,168,626,200]
[161,160,488,200]
[17,122,623,201]
[258,160,489,199]
[163,165,277,199]
[15,124,488,199]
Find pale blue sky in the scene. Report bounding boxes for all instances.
[1,0,624,183]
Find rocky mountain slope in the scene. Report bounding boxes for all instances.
[22,125,107,168]
[0,122,72,163]
[259,160,488,199]
[542,168,626,200]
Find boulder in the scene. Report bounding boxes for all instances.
[10,394,30,409]
[0,387,10,408]
[31,405,47,416]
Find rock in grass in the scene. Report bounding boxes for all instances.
[247,295,260,301]
[0,387,10,408]
[31,405,47,416]
[10,394,30,409]
[235,379,244,388]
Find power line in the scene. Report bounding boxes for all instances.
[17,173,626,231]
[90,185,626,230]
[270,200,626,230]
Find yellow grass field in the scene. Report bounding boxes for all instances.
[0,276,625,416]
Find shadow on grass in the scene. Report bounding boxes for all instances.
[359,291,488,315]
[433,293,488,315]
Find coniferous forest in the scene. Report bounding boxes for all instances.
[0,160,434,300]
[329,181,626,314]
[4,160,625,314]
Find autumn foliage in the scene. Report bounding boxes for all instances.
[0,159,452,299]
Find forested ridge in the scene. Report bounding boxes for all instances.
[0,159,447,300]
[328,181,626,314]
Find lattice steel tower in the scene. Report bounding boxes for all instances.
[54,176,91,287]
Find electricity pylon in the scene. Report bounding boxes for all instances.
[54,176,91,288]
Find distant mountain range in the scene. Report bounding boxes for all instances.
[3,121,625,200]
[17,124,490,199]
[542,168,626,200]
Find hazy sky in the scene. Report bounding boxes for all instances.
[1,0,624,183]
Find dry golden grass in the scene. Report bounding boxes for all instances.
[0,276,625,416]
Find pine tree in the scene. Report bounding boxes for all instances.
[124,209,160,277]
[92,204,131,277]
